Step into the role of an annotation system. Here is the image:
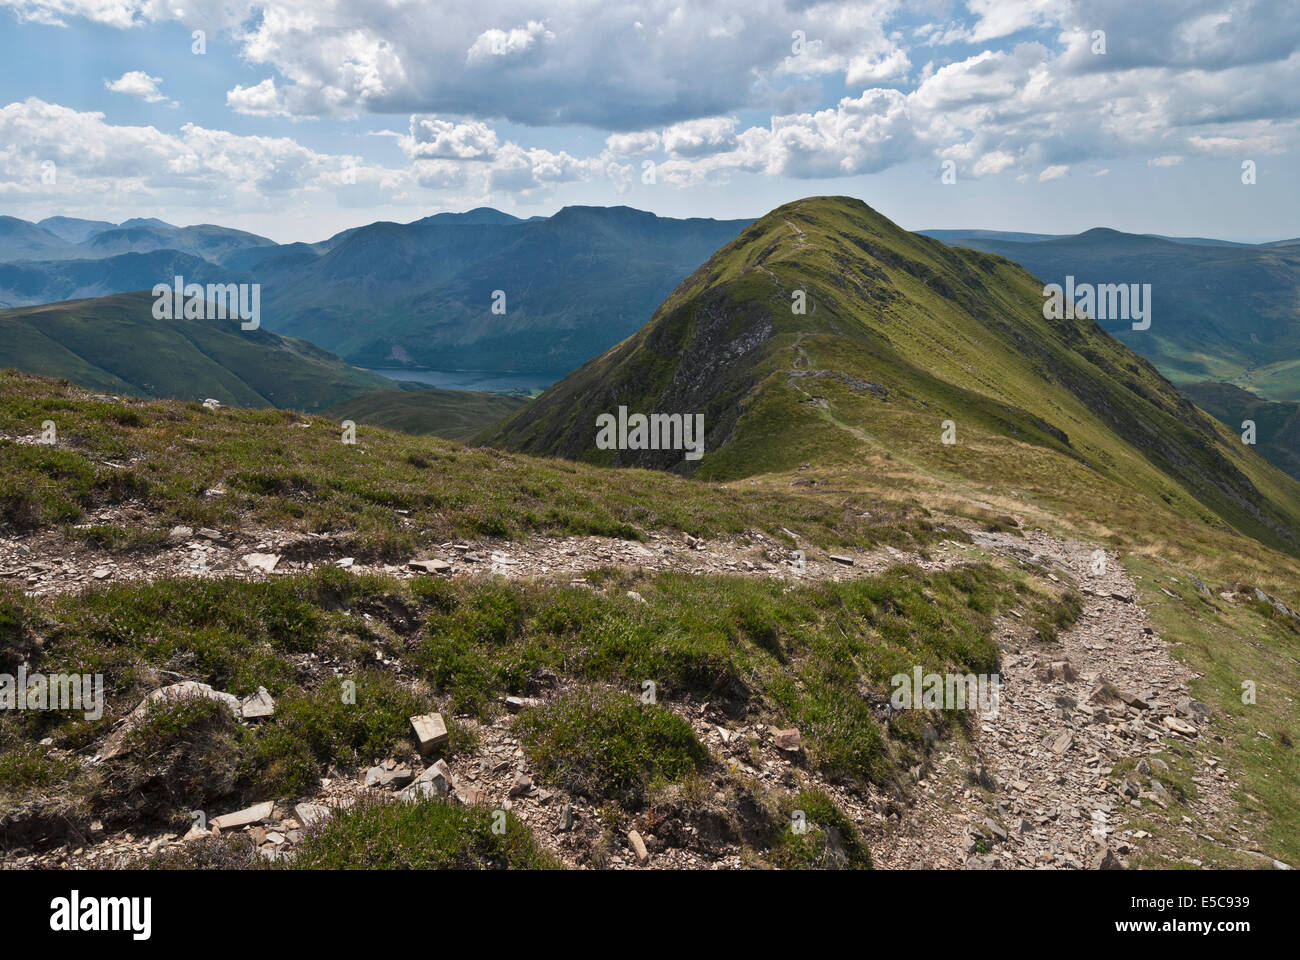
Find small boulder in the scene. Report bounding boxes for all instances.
[239,686,275,720]
[243,553,280,573]
[410,712,449,756]
[770,727,802,752]
[508,772,533,798]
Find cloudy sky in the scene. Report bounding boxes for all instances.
[0,0,1296,243]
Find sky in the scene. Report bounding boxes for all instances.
[0,0,1296,244]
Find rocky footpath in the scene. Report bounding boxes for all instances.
[855,530,1237,869]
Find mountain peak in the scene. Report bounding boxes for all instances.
[414,207,524,226]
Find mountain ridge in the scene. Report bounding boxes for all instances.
[489,196,1300,558]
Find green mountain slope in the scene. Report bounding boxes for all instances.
[324,387,529,441]
[490,197,1300,558]
[0,290,396,411]
[1181,381,1300,481]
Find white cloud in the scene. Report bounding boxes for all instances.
[466,20,554,64]
[1148,155,1184,167]
[972,151,1017,177]
[661,118,737,157]
[964,0,1069,43]
[226,78,289,117]
[401,116,499,161]
[485,143,597,194]
[845,48,911,85]
[0,97,359,210]
[604,131,660,156]
[1189,133,1284,154]
[2,0,1299,212]
[104,70,169,104]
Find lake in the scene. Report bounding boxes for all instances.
[367,368,557,395]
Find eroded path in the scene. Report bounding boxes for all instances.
[853,530,1232,869]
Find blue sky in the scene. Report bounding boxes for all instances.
[0,0,1296,244]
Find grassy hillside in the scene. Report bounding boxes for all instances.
[324,387,529,441]
[489,197,1300,559]
[1181,381,1300,481]
[2,369,1299,870]
[0,369,936,556]
[0,369,1085,870]
[0,291,397,412]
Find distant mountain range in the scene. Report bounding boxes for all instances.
[0,208,752,376]
[491,197,1300,557]
[919,228,1300,402]
[250,206,753,374]
[0,214,276,264]
[5,209,1298,401]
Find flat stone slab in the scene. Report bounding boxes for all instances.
[408,558,452,574]
[212,801,274,831]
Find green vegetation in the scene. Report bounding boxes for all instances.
[940,228,1300,398]
[1181,381,1300,480]
[403,562,1061,786]
[0,555,1065,844]
[323,386,528,441]
[0,291,397,411]
[514,687,709,803]
[1118,554,1300,867]
[289,796,562,869]
[132,797,562,870]
[0,570,449,825]
[766,789,872,869]
[4,198,1300,870]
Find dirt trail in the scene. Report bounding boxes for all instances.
[0,511,965,596]
[2,512,1232,870]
